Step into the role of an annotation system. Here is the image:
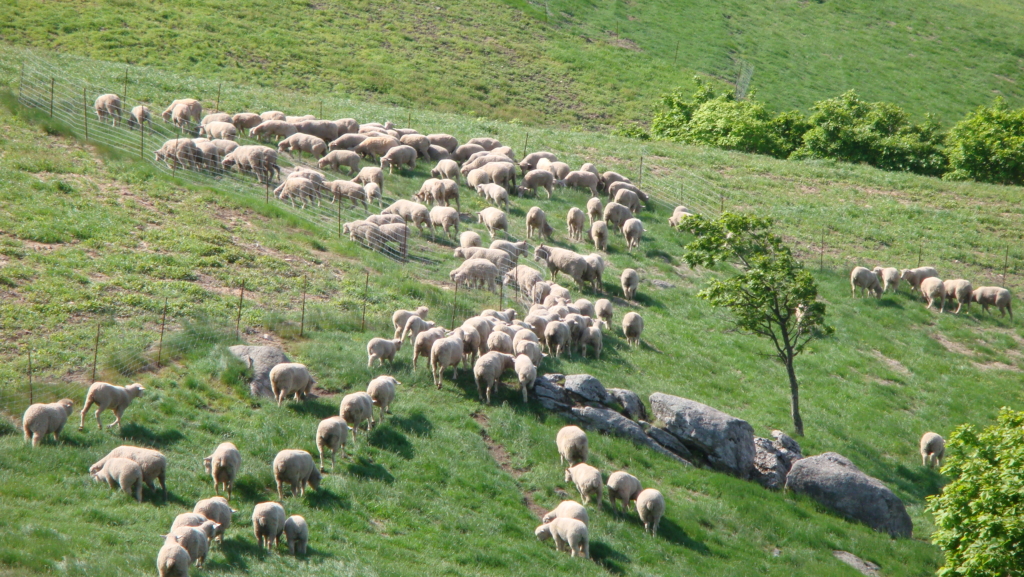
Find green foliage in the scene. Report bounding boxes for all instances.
[945,99,1024,185]
[928,408,1024,577]
[613,122,651,141]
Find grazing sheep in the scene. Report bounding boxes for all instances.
[270,363,316,407]
[157,543,191,577]
[457,232,482,251]
[544,161,572,180]
[355,136,401,163]
[260,110,287,122]
[614,189,642,213]
[565,463,602,506]
[872,267,901,294]
[636,489,665,536]
[476,207,508,238]
[582,254,605,292]
[477,183,509,209]
[198,120,237,141]
[352,165,385,190]
[193,496,234,543]
[491,239,528,258]
[231,112,262,131]
[392,306,430,338]
[534,245,588,288]
[556,425,588,466]
[503,265,545,296]
[573,299,596,317]
[943,279,974,314]
[324,179,368,208]
[90,446,167,497]
[606,471,642,513]
[430,336,465,389]
[556,170,600,197]
[621,268,639,300]
[603,202,633,232]
[518,169,556,199]
[171,513,209,533]
[91,457,143,502]
[410,326,447,369]
[250,120,298,142]
[450,258,500,291]
[453,143,485,162]
[900,266,939,292]
[622,312,644,347]
[317,150,361,175]
[204,443,241,500]
[526,206,555,240]
[549,283,572,301]
[467,168,491,190]
[430,206,461,239]
[340,391,374,437]
[486,331,514,355]
[279,133,327,159]
[427,144,452,160]
[920,432,945,469]
[191,140,222,170]
[542,501,589,526]
[222,145,280,184]
[920,277,946,311]
[565,207,586,242]
[474,351,517,404]
[366,338,403,367]
[427,133,459,153]
[519,151,558,174]
[431,159,461,181]
[972,286,1013,319]
[544,320,572,358]
[287,115,316,123]
[398,133,429,158]
[669,206,694,228]
[434,178,462,212]
[161,98,201,125]
[535,518,589,559]
[579,326,603,359]
[368,214,405,227]
[402,316,436,345]
[276,176,321,208]
[477,162,518,191]
[382,199,432,233]
[155,139,203,170]
[599,171,631,194]
[127,105,151,131]
[595,299,613,328]
[367,375,399,423]
[79,382,144,431]
[284,515,308,555]
[166,523,216,568]
[22,398,73,447]
[380,144,418,173]
[316,416,349,472]
[273,450,322,500]
[850,266,883,298]
[252,502,286,551]
[329,133,368,151]
[469,137,502,151]
[589,220,608,252]
[343,220,382,249]
[334,117,359,134]
[515,339,544,367]
[621,218,645,252]
[524,315,549,339]
[293,119,340,142]
[608,181,649,203]
[210,139,238,158]
[514,354,537,402]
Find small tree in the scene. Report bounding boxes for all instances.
[681,213,832,436]
[928,408,1024,577]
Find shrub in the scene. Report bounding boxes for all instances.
[944,99,1024,185]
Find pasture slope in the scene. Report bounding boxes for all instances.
[0,48,1023,577]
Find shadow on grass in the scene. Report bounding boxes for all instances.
[391,410,433,437]
[232,475,272,503]
[305,487,350,509]
[287,399,337,419]
[347,456,394,483]
[118,423,184,447]
[220,536,264,567]
[658,517,713,554]
[368,424,414,459]
[590,540,628,574]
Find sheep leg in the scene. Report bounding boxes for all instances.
[31,431,42,447]
[277,480,285,501]
[111,408,123,429]
[94,407,105,430]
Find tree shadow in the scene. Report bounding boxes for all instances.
[391,410,433,437]
[346,456,394,483]
[118,423,184,447]
[590,540,629,575]
[287,399,337,419]
[304,487,350,509]
[368,424,414,459]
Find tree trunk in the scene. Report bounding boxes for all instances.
[785,355,803,436]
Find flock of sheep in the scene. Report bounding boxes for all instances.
[851,265,1012,319]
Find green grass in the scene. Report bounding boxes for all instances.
[1,48,1024,577]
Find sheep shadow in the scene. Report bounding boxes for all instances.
[391,410,433,437]
[305,487,350,509]
[589,540,628,575]
[657,518,713,554]
[287,399,337,419]
[346,456,394,483]
[118,423,184,448]
[232,475,272,503]
[53,433,105,448]
[368,424,415,460]
[632,291,667,310]
[644,248,676,265]
[877,298,905,309]
[219,536,265,566]
[890,463,946,501]
[152,489,188,507]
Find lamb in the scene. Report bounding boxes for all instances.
[367,337,403,367]
[197,120,237,141]
[278,133,328,159]
[316,416,349,472]
[161,99,201,125]
[556,171,600,197]
[590,220,608,251]
[467,168,491,190]
[79,382,144,431]
[430,336,465,389]
[608,181,649,203]
[284,515,309,555]
[621,268,639,300]
[382,200,432,233]
[90,446,167,497]
[565,463,602,505]
[850,266,883,298]
[622,312,644,347]
[453,143,485,162]
[486,331,514,355]
[636,488,665,536]
[193,496,235,543]
[469,137,503,151]
[514,354,537,402]
[972,286,1013,319]
[450,258,499,291]
[317,150,361,175]
[453,326,482,367]
[542,500,589,526]
[430,206,461,239]
[157,543,191,577]
[477,183,509,209]
[519,151,558,174]
[621,218,645,252]
[603,201,633,232]
[535,518,589,559]
[231,112,263,131]
[204,442,241,500]
[579,326,603,359]
[872,267,901,293]
[503,265,545,296]
[920,432,945,469]
[402,315,436,345]
[380,144,418,173]
[410,326,446,369]
[22,398,74,447]
[614,189,642,213]
[329,133,368,151]
[250,120,298,142]
[461,231,483,248]
[272,449,322,500]
[355,136,401,163]
[474,351,517,404]
[943,279,974,314]
[556,425,588,465]
[476,207,508,238]
[900,266,939,292]
[427,133,459,153]
[127,105,150,131]
[515,340,544,367]
[534,245,589,288]
[526,206,555,240]
[431,159,461,181]
[155,139,203,171]
[367,375,399,423]
[594,299,613,328]
[165,523,216,568]
[566,207,586,242]
[544,320,571,357]
[269,363,316,407]
[366,182,386,209]
[920,277,946,311]
[392,306,430,338]
[352,165,385,190]
[91,457,144,502]
[519,169,555,199]
[260,110,287,122]
[340,392,374,437]
[276,176,321,208]
[606,471,642,513]
[252,502,287,551]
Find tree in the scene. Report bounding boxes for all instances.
[681,213,832,436]
[945,98,1024,185]
[928,408,1024,577]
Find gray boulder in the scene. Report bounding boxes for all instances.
[570,406,648,446]
[646,426,693,460]
[533,374,572,411]
[563,374,611,406]
[649,393,755,479]
[752,431,803,490]
[785,452,912,538]
[607,388,647,420]
[228,345,290,398]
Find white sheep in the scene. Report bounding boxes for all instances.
[279,133,328,159]
[412,326,448,370]
[477,183,509,209]
[193,496,235,543]
[491,239,528,258]
[614,188,642,214]
[636,488,665,536]
[920,277,946,311]
[430,336,465,389]
[382,200,432,233]
[622,311,644,347]
[603,201,632,231]
[317,150,361,175]
[431,159,460,181]
[565,207,586,242]
[315,416,349,472]
[534,245,588,288]
[392,306,430,338]
[198,121,237,141]
[557,170,600,196]
[91,457,143,502]
[514,354,537,402]
[450,258,500,292]
[427,133,459,153]
[474,351,517,404]
[519,169,555,199]
[872,266,901,293]
[476,207,508,238]
[155,139,203,170]
[589,220,608,252]
[402,316,436,345]
[515,340,544,368]
[260,111,287,121]
[487,331,515,355]
[535,518,589,558]
[79,382,144,431]
[352,166,385,193]
[453,326,481,368]
[518,151,557,173]
[330,133,368,151]
[920,432,945,468]
[340,392,374,437]
[455,247,514,272]
[22,398,74,447]
[157,543,190,577]
[585,198,603,226]
[284,515,309,555]
[191,140,221,170]
[621,268,639,300]
[544,320,572,358]
[91,445,167,498]
[276,176,321,209]
[900,266,939,292]
[430,206,461,239]
[250,120,298,142]
[467,168,491,190]
[542,500,589,526]
[453,143,485,162]
[669,205,694,228]
[252,502,286,551]
[599,171,631,194]
[94,94,123,126]
[165,523,216,568]
[400,133,430,157]
[204,443,241,500]
[565,463,602,506]
[367,338,403,367]
[222,145,280,183]
[470,137,503,151]
[594,299,613,328]
[621,217,645,252]
[380,144,418,173]
[231,112,263,131]
[943,279,974,314]
[272,449,322,500]
[850,266,883,298]
[503,265,545,297]
[127,105,150,131]
[270,363,316,406]
[556,425,588,466]
[356,136,401,163]
[606,471,642,513]
[972,286,1013,319]
[367,375,399,423]
[579,326,603,359]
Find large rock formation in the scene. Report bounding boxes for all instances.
[649,393,755,479]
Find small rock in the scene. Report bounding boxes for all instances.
[563,374,611,405]
[228,345,289,398]
[832,551,881,577]
[532,375,572,411]
[646,426,693,460]
[570,406,649,446]
[771,548,781,557]
[607,388,647,420]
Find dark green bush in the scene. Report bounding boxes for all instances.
[945,99,1024,185]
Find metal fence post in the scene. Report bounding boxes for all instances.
[157,298,167,367]
[49,78,54,118]
[91,323,101,382]
[451,281,459,329]
[83,88,89,141]
[216,83,222,113]
[1003,246,1010,287]
[18,62,24,102]
[638,156,643,187]
[522,133,529,159]
[361,271,370,332]
[123,66,129,102]
[300,276,308,337]
[235,284,245,339]
[28,349,33,405]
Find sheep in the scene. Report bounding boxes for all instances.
[157,543,191,577]
[478,162,518,191]
[515,340,544,367]
[367,214,405,227]
[414,178,441,204]
[524,206,554,240]
[453,143,485,162]
[334,117,359,134]
[402,316,437,345]
[920,432,945,469]
[450,258,499,292]
[534,245,588,288]
[293,120,340,142]
[204,443,241,500]
[22,398,73,447]
[269,363,316,407]
[453,232,481,251]
[563,207,587,242]
[392,306,430,338]
[535,518,589,559]
[317,150,361,175]
[382,199,432,233]
[340,392,374,437]
[523,312,549,338]
[514,354,537,402]
[636,488,665,536]
[872,266,901,293]
[563,313,589,352]
[476,207,508,238]
[850,266,883,298]
[943,279,974,314]
[477,183,509,209]
[351,165,385,190]
[260,110,287,122]
[316,416,349,472]
[406,326,445,370]
[273,449,322,500]
[282,515,309,556]
[329,133,368,151]
[250,120,298,142]
[323,179,368,208]
[491,240,528,259]
[555,170,600,196]
[287,114,317,123]
[622,312,644,347]
[430,336,465,389]
[155,139,203,171]
[426,145,451,161]
[585,221,608,253]
[380,144,418,173]
[191,140,222,170]
[198,121,237,141]
[343,220,383,249]
[165,523,216,568]
[452,326,481,368]
[276,176,320,208]
[614,189,642,214]
[222,145,280,184]
[608,181,649,203]
[367,375,399,423]
[486,331,514,355]
[503,265,545,296]
[279,133,327,159]
[606,471,642,513]
[542,501,589,526]
[161,99,201,125]
[599,171,631,194]
[91,457,144,502]
[455,245,516,273]
[127,105,150,131]
[573,299,595,317]
[469,137,503,151]
[518,169,555,199]
[90,446,167,498]
[594,299,613,328]
[621,268,639,300]
[580,162,599,175]
[430,206,461,239]
[919,277,946,311]
[355,136,401,162]
[79,382,144,431]
[972,286,1013,319]
[603,201,633,232]
[428,133,459,153]
[474,351,517,404]
[549,284,572,301]
[579,326,603,359]
[519,151,558,174]
[544,161,571,180]
[431,159,461,181]
[231,112,262,131]
[168,103,198,130]
[436,179,461,211]
[537,315,566,355]
[193,496,234,543]
[171,513,209,533]
[669,206,694,228]
[466,169,492,191]
[565,463,602,505]
[900,266,939,292]
[621,218,645,252]
[367,337,403,367]
[252,502,287,551]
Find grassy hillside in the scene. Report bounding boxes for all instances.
[1,0,1023,127]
